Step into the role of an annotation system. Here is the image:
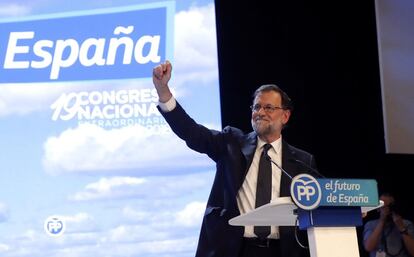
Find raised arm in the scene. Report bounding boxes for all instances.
[363,207,388,252]
[151,60,227,162]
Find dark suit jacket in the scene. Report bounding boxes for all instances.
[160,102,316,257]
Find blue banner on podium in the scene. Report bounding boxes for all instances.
[290,174,378,211]
[290,174,379,229]
[318,178,378,207]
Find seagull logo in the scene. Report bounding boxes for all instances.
[290,174,322,210]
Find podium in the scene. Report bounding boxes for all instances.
[229,196,383,257]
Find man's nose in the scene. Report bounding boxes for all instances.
[256,106,267,115]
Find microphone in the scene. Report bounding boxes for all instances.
[264,153,292,180]
[264,153,311,250]
[289,158,326,178]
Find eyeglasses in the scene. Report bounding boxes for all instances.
[250,104,285,113]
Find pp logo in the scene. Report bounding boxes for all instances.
[44,216,65,237]
[290,174,321,210]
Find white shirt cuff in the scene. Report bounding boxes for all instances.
[158,96,177,112]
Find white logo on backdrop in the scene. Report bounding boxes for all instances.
[51,89,170,130]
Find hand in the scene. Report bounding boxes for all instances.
[392,213,406,231]
[152,60,173,103]
[379,205,391,223]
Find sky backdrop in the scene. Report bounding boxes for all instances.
[0,0,221,256]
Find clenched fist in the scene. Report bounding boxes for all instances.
[152,60,173,103]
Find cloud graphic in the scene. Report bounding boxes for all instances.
[42,123,214,175]
[0,203,8,222]
[0,243,9,253]
[69,177,147,201]
[173,4,219,89]
[0,201,205,257]
[70,172,213,201]
[117,203,205,235]
[60,213,97,233]
[0,83,67,117]
[1,3,218,257]
[0,3,31,17]
[175,201,205,227]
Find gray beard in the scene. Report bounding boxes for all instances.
[252,122,272,137]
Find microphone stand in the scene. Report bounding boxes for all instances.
[290,158,326,178]
[264,154,292,179]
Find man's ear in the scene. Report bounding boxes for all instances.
[282,109,291,124]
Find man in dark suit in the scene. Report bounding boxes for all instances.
[152,61,315,257]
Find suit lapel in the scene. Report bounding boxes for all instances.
[280,140,296,197]
[240,131,257,182]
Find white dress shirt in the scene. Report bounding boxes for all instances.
[236,137,282,239]
[158,96,177,112]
